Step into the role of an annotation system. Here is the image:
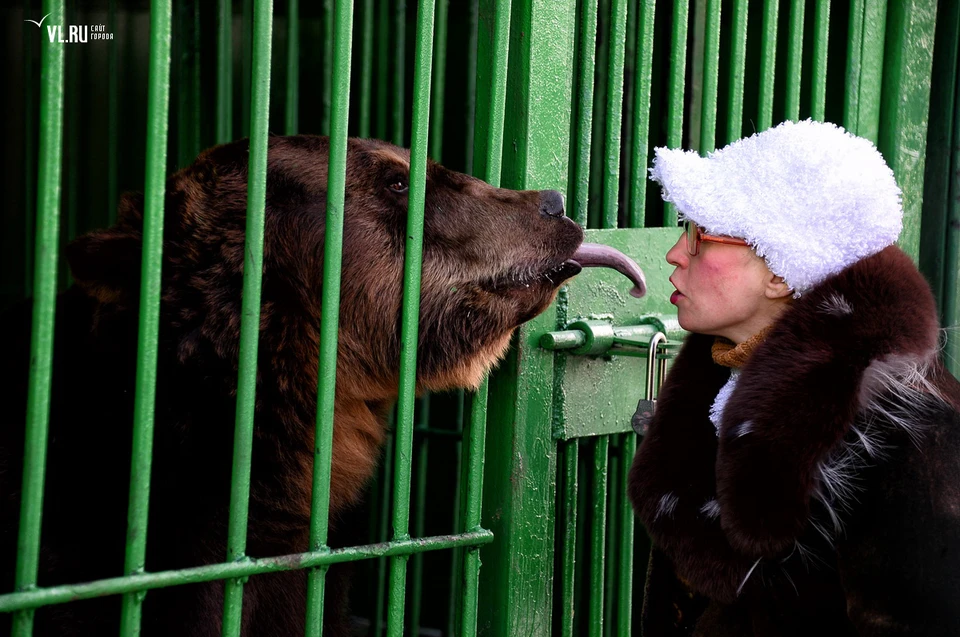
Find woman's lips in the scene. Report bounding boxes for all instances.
[670,290,683,305]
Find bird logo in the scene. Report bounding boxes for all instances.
[24,13,51,28]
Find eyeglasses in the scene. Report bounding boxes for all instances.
[683,220,750,256]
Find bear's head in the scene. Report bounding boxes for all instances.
[67,136,584,403]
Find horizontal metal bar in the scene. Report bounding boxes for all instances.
[540,322,683,355]
[0,531,494,614]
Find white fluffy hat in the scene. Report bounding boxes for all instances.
[649,119,903,293]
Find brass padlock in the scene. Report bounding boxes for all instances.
[632,332,667,436]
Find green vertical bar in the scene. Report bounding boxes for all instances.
[619,0,638,229]
[699,0,721,154]
[601,0,628,229]
[920,1,958,315]
[587,0,609,230]
[447,390,466,637]
[322,0,333,136]
[602,440,619,636]
[285,0,299,134]
[471,0,512,186]
[878,0,936,261]
[407,397,431,636]
[460,383,489,637]
[386,1,435,634]
[947,112,960,376]
[810,0,830,121]
[924,3,960,377]
[392,0,407,146]
[430,0,449,161]
[116,0,174,633]
[359,0,374,138]
[477,0,576,633]
[304,0,353,633]
[667,1,689,143]
[221,0,272,633]
[588,437,609,636]
[758,0,779,132]
[617,434,637,634]
[664,0,688,227]
[12,1,64,634]
[570,0,597,228]
[376,0,389,140]
[628,0,655,229]
[373,431,395,637]
[726,0,748,144]
[217,0,233,143]
[845,0,865,132]
[784,0,805,121]
[558,440,578,637]
[460,1,511,633]
[846,0,887,142]
[573,443,588,625]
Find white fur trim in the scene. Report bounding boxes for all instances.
[808,351,945,544]
[649,120,903,293]
[700,499,722,519]
[655,493,679,520]
[710,370,740,436]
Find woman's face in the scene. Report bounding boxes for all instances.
[666,230,785,343]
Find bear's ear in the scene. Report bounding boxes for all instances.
[66,193,145,305]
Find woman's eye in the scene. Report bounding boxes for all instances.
[388,180,408,194]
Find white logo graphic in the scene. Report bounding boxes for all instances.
[23,12,51,28]
[24,14,114,42]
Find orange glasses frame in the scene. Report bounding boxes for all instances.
[683,220,750,256]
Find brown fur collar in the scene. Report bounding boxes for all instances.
[628,246,944,602]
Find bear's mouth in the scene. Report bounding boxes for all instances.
[485,260,583,293]
[485,244,647,298]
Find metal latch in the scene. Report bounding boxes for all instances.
[631,332,667,436]
[539,316,681,358]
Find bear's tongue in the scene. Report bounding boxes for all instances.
[569,243,647,299]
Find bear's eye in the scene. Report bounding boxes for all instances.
[387,179,409,194]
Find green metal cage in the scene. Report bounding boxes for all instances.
[1,0,957,635]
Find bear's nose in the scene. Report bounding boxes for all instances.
[539,190,566,218]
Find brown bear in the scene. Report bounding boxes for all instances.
[0,136,642,636]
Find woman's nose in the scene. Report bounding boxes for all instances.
[666,235,687,267]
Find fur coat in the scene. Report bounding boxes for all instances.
[628,246,960,636]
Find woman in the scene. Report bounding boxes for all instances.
[628,119,960,636]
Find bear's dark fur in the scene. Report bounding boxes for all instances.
[0,136,584,636]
